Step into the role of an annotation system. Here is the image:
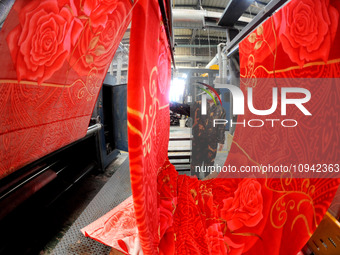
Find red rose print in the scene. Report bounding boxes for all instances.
[274,0,339,67]
[6,0,83,84]
[221,179,263,231]
[206,223,245,255]
[206,223,228,254]
[68,0,119,28]
[239,19,279,66]
[157,25,170,95]
[223,236,245,255]
[69,1,131,76]
[82,0,118,28]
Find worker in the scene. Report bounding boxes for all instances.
[191,88,226,179]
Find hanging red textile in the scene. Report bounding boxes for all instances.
[173,0,340,254]
[82,0,174,253]
[83,0,340,254]
[0,0,132,179]
[127,0,172,253]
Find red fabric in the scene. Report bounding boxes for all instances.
[82,0,340,254]
[173,0,340,254]
[81,159,178,254]
[81,0,173,253]
[174,0,340,254]
[127,0,172,254]
[82,196,139,254]
[0,0,132,179]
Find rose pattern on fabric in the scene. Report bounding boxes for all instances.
[221,179,263,231]
[64,0,340,254]
[73,0,118,28]
[157,25,170,95]
[223,236,245,255]
[69,1,130,76]
[6,0,83,84]
[274,0,339,67]
[206,223,228,254]
[206,222,245,255]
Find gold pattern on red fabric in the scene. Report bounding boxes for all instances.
[127,0,171,254]
[83,0,340,254]
[0,0,132,179]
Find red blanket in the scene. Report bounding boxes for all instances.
[0,0,132,179]
[83,0,340,254]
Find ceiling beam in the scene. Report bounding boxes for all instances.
[173,5,259,17]
[196,0,202,10]
[174,5,225,11]
[218,0,253,26]
[255,0,268,6]
[226,0,289,52]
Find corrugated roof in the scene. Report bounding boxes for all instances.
[198,29,225,38]
[174,0,197,6]
[205,0,229,8]
[174,0,229,10]
[174,29,193,36]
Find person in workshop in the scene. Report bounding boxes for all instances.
[191,88,226,179]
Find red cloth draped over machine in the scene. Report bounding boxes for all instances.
[0,0,132,179]
[1,0,339,254]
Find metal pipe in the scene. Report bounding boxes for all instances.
[0,162,58,201]
[205,42,225,70]
[224,29,231,82]
[205,54,218,68]
[109,62,114,76]
[217,43,223,78]
[86,124,102,136]
[218,46,222,78]
[0,170,57,220]
[158,0,176,70]
[227,45,239,58]
[170,0,174,48]
[116,53,123,84]
[173,9,205,29]
[222,52,227,81]
[226,29,231,46]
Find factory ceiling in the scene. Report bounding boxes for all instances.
[111,0,275,75]
[171,0,271,68]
